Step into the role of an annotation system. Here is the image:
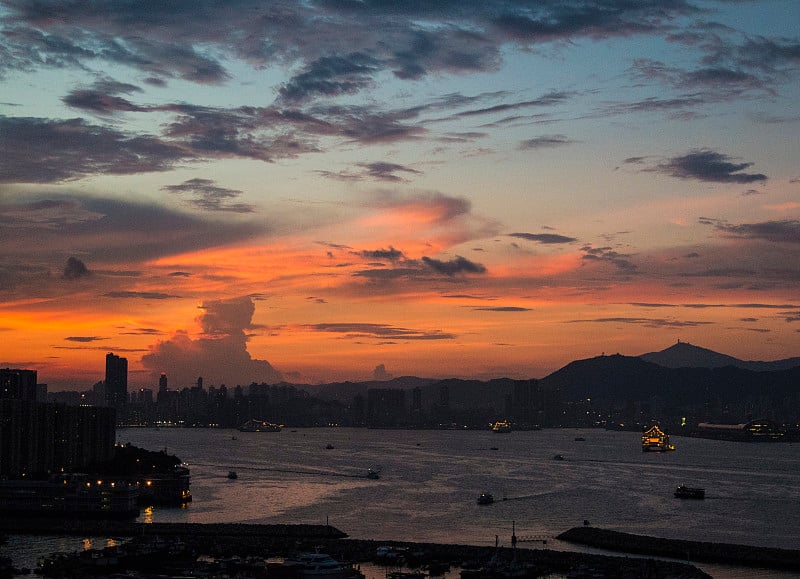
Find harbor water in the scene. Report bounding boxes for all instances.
[5,427,800,578]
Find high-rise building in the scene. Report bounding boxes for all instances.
[104,353,128,410]
[0,368,39,401]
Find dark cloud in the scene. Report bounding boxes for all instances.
[63,256,90,280]
[442,294,496,300]
[317,162,422,183]
[141,296,282,386]
[64,336,105,342]
[162,178,256,213]
[711,220,800,245]
[62,78,145,114]
[0,1,704,101]
[491,1,689,43]
[509,232,577,244]
[358,247,406,262]
[0,117,191,183]
[567,317,713,328]
[651,149,767,184]
[422,255,487,276]
[452,92,571,119]
[632,59,768,93]
[62,91,141,114]
[681,67,765,90]
[518,135,573,150]
[279,53,380,103]
[603,95,710,119]
[580,245,637,274]
[0,195,263,266]
[120,328,164,335]
[103,291,181,299]
[307,323,455,341]
[473,306,531,312]
[161,105,322,162]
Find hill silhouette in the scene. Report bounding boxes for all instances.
[301,343,800,424]
[539,352,800,415]
[639,341,800,371]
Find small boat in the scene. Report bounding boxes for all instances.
[227,471,238,479]
[325,444,334,449]
[477,492,494,505]
[366,468,380,480]
[574,436,586,441]
[552,454,565,461]
[674,484,705,499]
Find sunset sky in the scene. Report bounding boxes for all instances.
[1,0,799,391]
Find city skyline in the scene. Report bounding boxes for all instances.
[1,1,799,391]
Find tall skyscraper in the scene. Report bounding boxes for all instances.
[0,368,38,400]
[105,352,128,410]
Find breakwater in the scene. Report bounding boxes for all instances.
[558,526,800,572]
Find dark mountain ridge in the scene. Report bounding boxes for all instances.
[292,343,799,424]
[639,341,800,371]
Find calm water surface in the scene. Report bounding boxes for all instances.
[5,427,799,578]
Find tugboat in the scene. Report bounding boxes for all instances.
[477,492,494,505]
[674,484,705,499]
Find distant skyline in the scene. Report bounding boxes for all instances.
[1,1,798,391]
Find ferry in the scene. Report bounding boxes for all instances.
[641,423,675,452]
[238,419,282,432]
[491,420,512,433]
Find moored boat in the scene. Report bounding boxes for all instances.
[283,552,363,579]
